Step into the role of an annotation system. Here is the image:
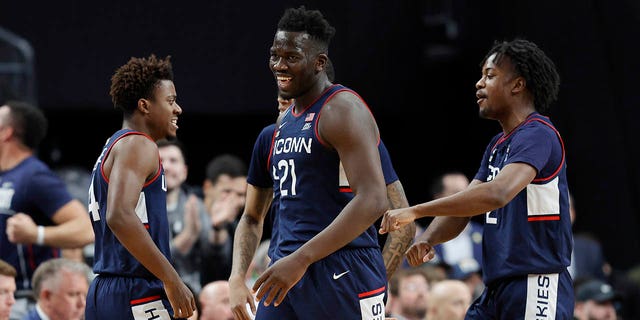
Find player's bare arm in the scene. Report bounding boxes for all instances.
[229,184,273,320]
[296,91,387,264]
[380,162,537,233]
[380,180,414,281]
[252,92,388,307]
[105,135,195,318]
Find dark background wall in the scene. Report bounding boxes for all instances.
[2,0,639,270]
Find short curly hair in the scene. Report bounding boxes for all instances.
[109,54,173,116]
[482,39,560,113]
[277,6,336,52]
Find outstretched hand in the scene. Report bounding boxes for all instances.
[378,207,418,234]
[252,253,308,307]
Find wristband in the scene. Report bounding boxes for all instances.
[36,226,45,245]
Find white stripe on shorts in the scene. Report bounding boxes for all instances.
[524,273,558,320]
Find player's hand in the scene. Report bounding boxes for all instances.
[163,279,196,319]
[229,275,257,320]
[252,253,308,307]
[405,240,436,267]
[6,213,38,244]
[378,207,418,234]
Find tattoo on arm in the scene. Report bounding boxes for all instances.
[381,180,415,280]
[232,215,262,276]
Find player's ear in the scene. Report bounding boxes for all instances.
[316,53,328,73]
[511,76,526,95]
[138,98,151,114]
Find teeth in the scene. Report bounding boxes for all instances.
[277,76,291,81]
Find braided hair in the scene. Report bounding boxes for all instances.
[482,39,560,113]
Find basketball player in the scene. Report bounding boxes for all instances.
[85,54,195,319]
[379,39,574,319]
[230,6,392,320]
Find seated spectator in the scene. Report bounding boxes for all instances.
[386,267,430,320]
[24,258,92,320]
[574,278,620,320]
[425,279,472,320]
[568,194,608,283]
[417,172,483,268]
[199,154,248,286]
[158,139,209,294]
[199,281,234,320]
[0,260,16,320]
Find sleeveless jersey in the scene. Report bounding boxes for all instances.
[269,84,382,260]
[473,113,572,285]
[248,120,399,261]
[0,156,70,290]
[88,129,171,278]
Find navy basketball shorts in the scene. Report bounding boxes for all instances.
[465,269,574,319]
[256,247,388,320]
[85,274,183,320]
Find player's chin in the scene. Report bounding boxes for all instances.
[165,129,178,139]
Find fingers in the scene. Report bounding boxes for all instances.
[263,286,282,307]
[379,212,388,234]
[379,211,393,234]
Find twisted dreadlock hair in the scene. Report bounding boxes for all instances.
[109,54,173,116]
[482,39,560,113]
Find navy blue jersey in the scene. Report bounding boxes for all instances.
[268,84,383,260]
[88,129,171,278]
[247,119,398,261]
[473,113,572,285]
[0,156,71,290]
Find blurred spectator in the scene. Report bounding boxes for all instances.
[24,258,92,320]
[0,101,93,320]
[568,193,608,283]
[425,279,472,320]
[574,278,619,320]
[420,172,483,268]
[245,240,271,289]
[0,260,16,320]
[386,267,430,320]
[158,139,209,293]
[54,165,93,264]
[199,154,247,286]
[447,257,484,301]
[198,280,234,320]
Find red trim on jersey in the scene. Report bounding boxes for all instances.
[314,87,349,148]
[267,126,278,171]
[528,215,560,222]
[144,223,150,229]
[130,295,161,305]
[358,286,386,298]
[490,115,566,183]
[100,131,161,186]
[339,187,353,193]
[529,118,565,182]
[290,85,339,118]
[314,86,380,148]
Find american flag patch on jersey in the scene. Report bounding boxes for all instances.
[305,113,315,122]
